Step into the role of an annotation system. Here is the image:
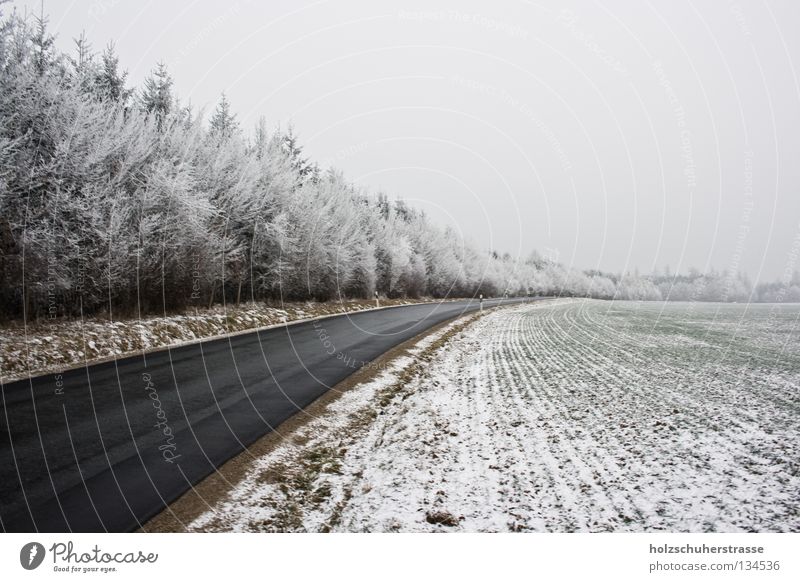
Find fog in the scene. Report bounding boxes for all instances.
[13,0,800,281]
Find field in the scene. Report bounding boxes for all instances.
[189,299,800,532]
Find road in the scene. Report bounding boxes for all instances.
[0,297,532,532]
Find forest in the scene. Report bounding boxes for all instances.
[0,8,796,323]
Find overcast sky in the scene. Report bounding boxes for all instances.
[12,0,800,282]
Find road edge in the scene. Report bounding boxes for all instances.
[138,306,503,532]
[1,297,474,385]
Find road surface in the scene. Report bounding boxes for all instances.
[0,297,531,532]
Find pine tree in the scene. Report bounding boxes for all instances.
[31,10,55,75]
[251,116,269,157]
[209,92,239,141]
[69,31,98,94]
[281,124,317,181]
[139,61,173,129]
[95,42,130,104]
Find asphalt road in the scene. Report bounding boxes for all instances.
[0,297,533,532]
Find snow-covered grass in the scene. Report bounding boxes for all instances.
[0,298,437,383]
[189,299,800,532]
[186,310,483,532]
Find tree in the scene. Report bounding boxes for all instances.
[209,92,239,141]
[280,124,317,183]
[2,5,790,324]
[69,31,97,94]
[139,62,173,129]
[31,10,55,75]
[95,42,130,104]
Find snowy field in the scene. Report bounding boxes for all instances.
[189,299,800,532]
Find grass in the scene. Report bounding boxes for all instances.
[188,300,800,532]
[209,313,485,532]
[0,297,452,382]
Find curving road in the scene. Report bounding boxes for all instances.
[0,297,533,532]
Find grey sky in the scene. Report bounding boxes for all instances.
[13,0,800,282]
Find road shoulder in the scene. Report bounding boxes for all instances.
[140,310,485,532]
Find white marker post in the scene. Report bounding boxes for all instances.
[375,290,379,308]
[479,293,483,312]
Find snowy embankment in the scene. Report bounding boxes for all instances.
[189,299,800,532]
[0,298,430,383]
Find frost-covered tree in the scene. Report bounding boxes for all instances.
[139,62,173,129]
[68,31,96,93]
[209,92,239,141]
[30,10,55,76]
[0,7,789,323]
[94,42,130,104]
[615,274,662,301]
[280,124,318,183]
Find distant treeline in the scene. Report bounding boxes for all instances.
[0,9,796,322]
[652,268,800,303]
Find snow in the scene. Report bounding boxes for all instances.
[190,299,800,532]
[188,318,464,533]
[0,298,434,383]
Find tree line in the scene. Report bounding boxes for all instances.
[0,9,796,322]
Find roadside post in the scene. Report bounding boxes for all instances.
[480,293,483,312]
[375,290,379,308]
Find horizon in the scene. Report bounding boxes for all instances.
[9,0,800,284]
